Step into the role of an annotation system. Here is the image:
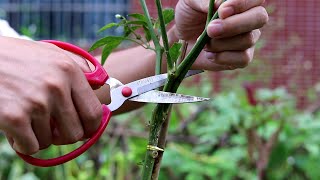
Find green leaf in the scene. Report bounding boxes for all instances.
[143,26,152,42]
[89,36,125,52]
[128,13,153,42]
[169,42,182,62]
[127,14,150,39]
[123,25,143,37]
[126,20,148,26]
[128,13,147,22]
[124,26,131,37]
[130,26,142,32]
[98,23,119,33]
[99,37,125,64]
[162,8,175,25]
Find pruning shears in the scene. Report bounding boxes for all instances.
[16,40,209,167]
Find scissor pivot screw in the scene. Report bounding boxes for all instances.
[122,87,132,97]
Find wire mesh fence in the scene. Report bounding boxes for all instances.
[132,0,320,108]
[255,0,320,107]
[0,0,130,46]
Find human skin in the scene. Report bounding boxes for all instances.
[0,0,268,155]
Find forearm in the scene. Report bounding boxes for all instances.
[94,26,179,114]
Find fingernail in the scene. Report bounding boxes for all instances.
[206,52,216,60]
[208,20,224,37]
[221,6,234,18]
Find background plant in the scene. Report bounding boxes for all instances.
[1,0,320,180]
[2,76,320,179]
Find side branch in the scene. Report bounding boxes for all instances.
[139,0,163,75]
[155,0,174,72]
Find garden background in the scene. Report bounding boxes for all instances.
[0,0,320,179]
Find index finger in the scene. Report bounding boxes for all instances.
[218,0,265,19]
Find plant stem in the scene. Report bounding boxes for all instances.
[148,5,219,180]
[139,0,163,75]
[206,0,216,26]
[125,37,151,50]
[149,40,188,179]
[163,10,219,93]
[176,40,188,66]
[155,0,174,72]
[142,1,223,179]
[142,103,172,180]
[176,10,219,81]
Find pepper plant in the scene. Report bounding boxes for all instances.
[89,0,225,179]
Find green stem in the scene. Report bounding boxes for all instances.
[139,0,163,75]
[176,11,219,80]
[206,0,216,26]
[164,11,219,93]
[142,1,224,179]
[155,0,174,72]
[125,37,151,50]
[142,104,172,180]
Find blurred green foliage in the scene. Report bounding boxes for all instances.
[1,74,319,180]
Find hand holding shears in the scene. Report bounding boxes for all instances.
[16,40,208,167]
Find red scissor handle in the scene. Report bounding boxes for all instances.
[17,105,112,167]
[42,40,109,86]
[16,40,111,167]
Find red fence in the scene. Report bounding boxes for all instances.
[132,0,320,108]
[261,0,320,107]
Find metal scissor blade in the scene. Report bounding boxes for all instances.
[106,70,204,111]
[126,70,204,95]
[129,90,210,103]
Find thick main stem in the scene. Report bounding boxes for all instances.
[142,12,219,180]
[142,1,222,179]
[142,104,172,180]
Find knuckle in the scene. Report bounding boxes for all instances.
[85,106,103,136]
[227,0,248,13]
[239,51,251,68]
[67,130,84,144]
[88,106,103,123]
[214,54,223,64]
[43,76,64,95]
[28,96,48,114]
[245,32,256,48]
[256,6,269,26]
[240,0,249,12]
[3,109,27,127]
[255,29,262,39]
[56,57,77,74]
